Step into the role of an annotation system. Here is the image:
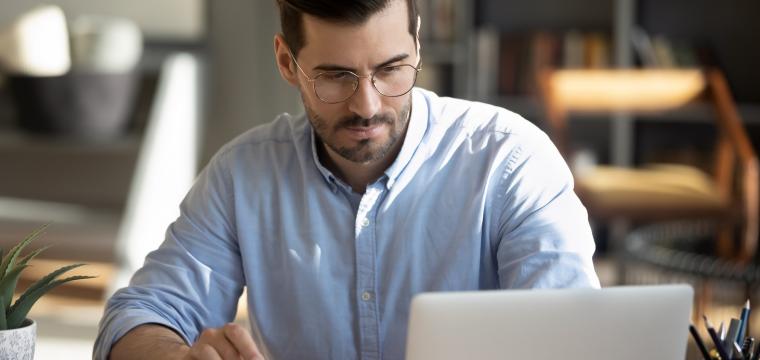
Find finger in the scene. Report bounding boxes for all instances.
[223,323,263,360]
[189,343,223,360]
[197,328,241,360]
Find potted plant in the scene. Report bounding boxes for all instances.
[0,224,94,360]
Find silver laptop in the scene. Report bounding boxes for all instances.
[405,284,693,360]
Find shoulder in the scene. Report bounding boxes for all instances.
[416,88,553,157]
[219,113,305,155]
[207,113,309,167]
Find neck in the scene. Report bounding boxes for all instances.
[318,133,405,194]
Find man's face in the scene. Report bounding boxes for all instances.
[290,0,417,164]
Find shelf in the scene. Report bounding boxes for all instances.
[633,103,760,124]
[0,129,139,209]
[0,129,142,152]
[0,53,202,267]
[490,94,760,126]
[476,0,613,31]
[0,199,121,262]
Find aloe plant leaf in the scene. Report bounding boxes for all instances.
[0,265,29,310]
[17,245,51,267]
[11,263,86,310]
[0,295,6,330]
[7,275,95,329]
[0,224,49,279]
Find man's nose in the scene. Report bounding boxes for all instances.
[347,77,382,120]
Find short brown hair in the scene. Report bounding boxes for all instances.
[276,0,418,58]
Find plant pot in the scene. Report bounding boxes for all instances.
[0,319,36,360]
[7,71,138,140]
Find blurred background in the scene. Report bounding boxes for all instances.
[0,0,759,358]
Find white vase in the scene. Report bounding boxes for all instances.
[0,319,36,360]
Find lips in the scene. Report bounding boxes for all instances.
[342,123,385,141]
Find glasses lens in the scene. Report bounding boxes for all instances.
[311,65,419,103]
[373,65,418,97]
[314,72,359,103]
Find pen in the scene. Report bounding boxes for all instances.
[742,338,754,360]
[690,324,712,360]
[705,315,731,360]
[733,341,743,360]
[739,300,751,344]
[720,322,726,341]
[727,318,743,358]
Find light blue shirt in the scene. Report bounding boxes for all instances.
[94,88,600,360]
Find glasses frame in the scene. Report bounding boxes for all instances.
[287,48,422,104]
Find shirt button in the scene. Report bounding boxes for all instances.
[360,218,370,228]
[361,291,372,301]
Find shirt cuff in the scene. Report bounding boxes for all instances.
[93,308,191,360]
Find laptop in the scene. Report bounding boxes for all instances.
[405,284,693,360]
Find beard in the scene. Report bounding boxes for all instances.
[304,98,412,164]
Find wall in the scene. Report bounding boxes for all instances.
[205,0,301,163]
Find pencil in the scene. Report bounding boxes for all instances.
[690,324,711,360]
[739,300,751,344]
[705,315,731,360]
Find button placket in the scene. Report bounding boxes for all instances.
[354,185,383,359]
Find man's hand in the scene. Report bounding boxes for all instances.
[184,323,265,360]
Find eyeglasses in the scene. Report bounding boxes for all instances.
[288,49,421,104]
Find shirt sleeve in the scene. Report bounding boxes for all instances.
[493,129,601,289]
[93,151,245,359]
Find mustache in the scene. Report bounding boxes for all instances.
[337,113,394,128]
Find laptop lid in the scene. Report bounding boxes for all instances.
[405,284,693,360]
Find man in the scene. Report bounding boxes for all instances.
[95,0,600,359]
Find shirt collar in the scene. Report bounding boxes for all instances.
[383,87,428,189]
[307,87,429,191]
[309,128,342,192]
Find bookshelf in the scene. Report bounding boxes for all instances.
[463,0,760,168]
[0,0,209,264]
[471,0,614,123]
[450,0,760,259]
[415,0,473,98]
[0,65,157,261]
[630,0,760,166]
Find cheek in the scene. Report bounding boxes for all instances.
[386,96,410,120]
[305,100,345,127]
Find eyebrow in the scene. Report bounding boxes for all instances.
[313,53,410,72]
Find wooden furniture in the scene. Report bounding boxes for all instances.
[537,68,759,262]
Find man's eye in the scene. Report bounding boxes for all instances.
[323,72,352,81]
[382,66,401,73]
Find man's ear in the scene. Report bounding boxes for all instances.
[415,15,422,56]
[274,34,299,86]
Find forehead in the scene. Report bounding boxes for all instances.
[298,0,415,67]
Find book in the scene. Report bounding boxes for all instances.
[585,32,610,68]
[563,30,585,68]
[652,35,676,68]
[429,0,455,41]
[524,32,560,95]
[498,34,523,96]
[475,27,499,99]
[631,26,659,67]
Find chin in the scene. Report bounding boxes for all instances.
[333,139,394,163]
